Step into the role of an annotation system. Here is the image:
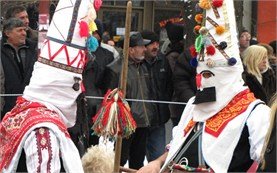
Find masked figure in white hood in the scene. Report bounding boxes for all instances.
[0,0,101,172]
[137,0,270,173]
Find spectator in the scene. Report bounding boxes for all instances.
[269,40,277,72]
[242,45,276,104]
[1,18,37,117]
[239,29,251,55]
[83,19,114,146]
[5,5,38,42]
[141,30,173,162]
[101,31,119,61]
[164,22,184,71]
[104,32,154,169]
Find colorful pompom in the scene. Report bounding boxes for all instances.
[79,21,89,38]
[190,57,198,67]
[206,45,216,55]
[215,25,225,35]
[190,45,198,57]
[94,0,102,11]
[195,14,203,24]
[228,57,237,66]
[199,0,212,9]
[219,41,227,49]
[199,27,209,35]
[86,35,99,52]
[194,25,201,34]
[89,21,97,33]
[212,0,224,8]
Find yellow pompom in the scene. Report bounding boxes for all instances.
[89,21,97,33]
[216,25,225,35]
[199,0,211,9]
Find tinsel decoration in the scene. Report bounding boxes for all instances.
[94,0,102,11]
[206,45,216,55]
[195,14,203,24]
[189,45,198,57]
[212,0,224,8]
[215,25,225,35]
[228,57,237,66]
[92,88,137,139]
[86,35,99,52]
[79,21,89,38]
[199,0,212,9]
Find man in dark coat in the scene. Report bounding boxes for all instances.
[141,30,173,162]
[1,18,37,118]
[82,19,114,145]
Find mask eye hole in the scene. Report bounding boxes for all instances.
[201,71,214,78]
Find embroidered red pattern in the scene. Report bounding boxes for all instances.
[205,89,256,137]
[0,97,69,170]
[184,119,196,136]
[35,128,53,173]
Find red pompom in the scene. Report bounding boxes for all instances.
[212,0,224,8]
[94,0,102,11]
[206,45,216,55]
[189,45,198,57]
[79,21,89,38]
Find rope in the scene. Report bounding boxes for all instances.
[0,94,188,105]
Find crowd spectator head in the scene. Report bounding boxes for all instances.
[92,19,104,42]
[242,45,269,78]
[268,40,277,67]
[239,29,251,53]
[165,21,184,44]
[127,32,150,62]
[3,18,27,48]
[141,30,160,59]
[5,6,29,28]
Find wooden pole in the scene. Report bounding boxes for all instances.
[113,1,132,172]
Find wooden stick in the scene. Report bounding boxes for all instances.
[113,1,132,173]
[119,166,137,173]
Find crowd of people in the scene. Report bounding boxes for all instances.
[0,1,276,173]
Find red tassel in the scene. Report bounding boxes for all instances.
[196,74,202,89]
[79,21,89,38]
[189,45,198,57]
[212,0,224,8]
[92,89,136,138]
[206,45,216,55]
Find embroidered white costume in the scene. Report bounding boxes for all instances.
[0,0,99,172]
[161,1,270,173]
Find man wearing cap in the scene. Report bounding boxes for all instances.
[141,30,173,162]
[104,32,158,169]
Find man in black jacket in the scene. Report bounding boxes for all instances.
[141,30,173,162]
[1,18,37,118]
